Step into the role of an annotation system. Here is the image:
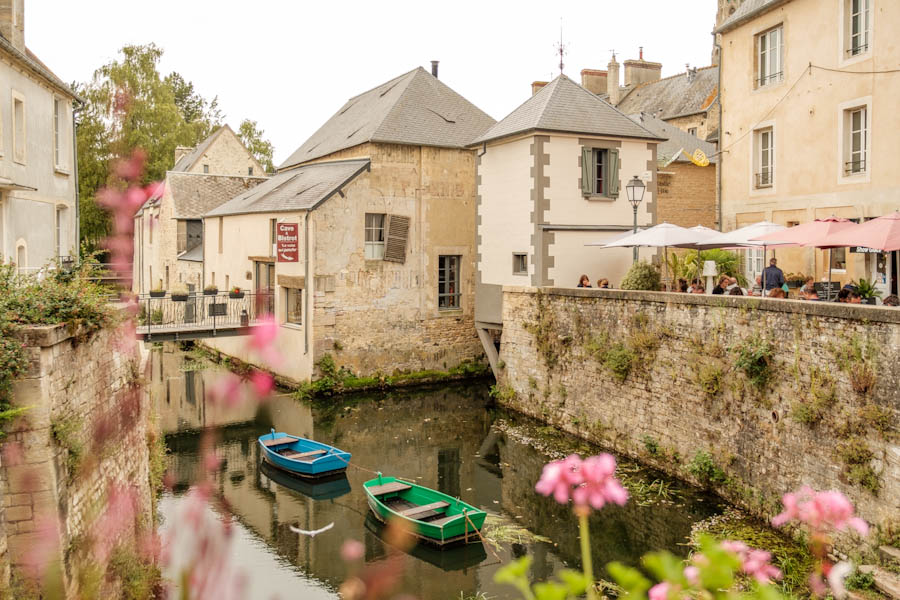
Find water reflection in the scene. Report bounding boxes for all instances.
[152,345,723,599]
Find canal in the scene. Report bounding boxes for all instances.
[151,344,725,599]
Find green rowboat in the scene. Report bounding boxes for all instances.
[363,475,487,546]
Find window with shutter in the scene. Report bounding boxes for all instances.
[581,148,593,195]
[607,149,620,197]
[383,214,410,263]
[582,148,619,198]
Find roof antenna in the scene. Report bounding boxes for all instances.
[553,18,568,75]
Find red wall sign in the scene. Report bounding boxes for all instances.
[276,223,299,262]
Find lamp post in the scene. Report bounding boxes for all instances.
[626,176,646,263]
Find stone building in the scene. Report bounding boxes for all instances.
[473,74,661,367]
[133,124,266,294]
[0,0,79,273]
[630,112,717,229]
[716,0,900,292]
[202,66,495,383]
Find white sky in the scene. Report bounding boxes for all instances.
[27,0,717,166]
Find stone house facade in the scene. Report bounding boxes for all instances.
[473,74,661,367]
[0,0,79,273]
[202,66,495,383]
[716,0,900,293]
[133,125,266,294]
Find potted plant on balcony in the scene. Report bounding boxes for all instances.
[149,280,166,298]
[171,283,190,302]
[204,284,219,296]
[229,286,244,299]
[855,278,882,305]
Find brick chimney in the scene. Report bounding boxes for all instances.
[624,48,662,87]
[531,81,548,96]
[174,146,193,164]
[0,0,25,53]
[606,54,620,105]
[580,69,608,95]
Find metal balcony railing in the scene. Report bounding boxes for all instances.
[757,71,783,87]
[844,159,866,175]
[137,291,275,336]
[755,170,774,188]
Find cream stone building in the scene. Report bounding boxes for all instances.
[202,66,495,383]
[0,0,79,273]
[473,74,661,363]
[716,0,900,292]
[133,125,266,294]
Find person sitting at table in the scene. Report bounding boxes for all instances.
[835,288,851,303]
[597,278,609,289]
[678,278,689,293]
[768,288,786,299]
[692,284,706,294]
[802,288,821,300]
[801,277,816,296]
[883,295,899,306]
[577,274,591,288]
[712,275,730,295]
[749,275,763,296]
[848,291,862,304]
[729,287,744,296]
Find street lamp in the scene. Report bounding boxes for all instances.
[626,176,645,263]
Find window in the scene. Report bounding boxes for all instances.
[745,248,764,281]
[365,213,385,259]
[845,106,867,174]
[203,164,209,174]
[285,287,303,325]
[55,207,64,257]
[269,218,277,255]
[687,127,698,137]
[757,26,783,87]
[512,253,528,275]
[53,98,62,167]
[581,147,620,197]
[248,167,254,176]
[847,0,870,56]
[755,128,774,188]
[830,247,847,271]
[438,255,461,310]
[165,265,169,288]
[13,94,25,163]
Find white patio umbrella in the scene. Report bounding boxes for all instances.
[586,223,705,290]
[690,221,788,292]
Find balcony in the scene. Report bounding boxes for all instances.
[755,171,774,189]
[136,291,275,341]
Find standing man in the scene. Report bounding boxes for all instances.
[763,258,785,295]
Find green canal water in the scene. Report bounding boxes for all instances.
[151,345,725,599]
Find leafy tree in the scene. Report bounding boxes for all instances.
[166,72,223,142]
[620,260,662,291]
[237,119,275,173]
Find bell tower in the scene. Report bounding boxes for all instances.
[712,0,746,64]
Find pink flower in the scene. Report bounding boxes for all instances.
[683,566,700,586]
[772,487,868,536]
[649,582,671,600]
[250,371,274,398]
[720,539,782,583]
[341,539,365,562]
[535,453,628,510]
[247,314,282,367]
[208,372,243,407]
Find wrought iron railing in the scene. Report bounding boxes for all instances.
[846,44,869,56]
[137,291,274,335]
[755,170,774,188]
[844,159,866,175]
[757,71,783,87]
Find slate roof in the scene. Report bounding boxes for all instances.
[173,125,230,172]
[177,245,203,262]
[207,159,370,217]
[629,113,717,166]
[715,0,787,33]
[615,66,718,121]
[168,172,267,219]
[472,74,662,145]
[0,35,81,100]
[280,67,495,168]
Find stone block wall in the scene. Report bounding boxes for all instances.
[657,162,717,229]
[497,287,899,546]
[3,321,151,595]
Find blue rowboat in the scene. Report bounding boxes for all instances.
[258,429,351,479]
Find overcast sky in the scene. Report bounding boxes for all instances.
[27,0,717,166]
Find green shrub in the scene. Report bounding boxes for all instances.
[603,344,635,382]
[845,568,875,591]
[688,450,726,486]
[642,435,660,456]
[108,546,161,600]
[51,416,84,480]
[620,260,661,291]
[837,437,880,493]
[696,363,723,396]
[732,334,775,390]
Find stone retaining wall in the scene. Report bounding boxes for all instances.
[2,321,151,595]
[497,286,900,545]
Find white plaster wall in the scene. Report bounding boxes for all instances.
[548,230,653,289]
[477,136,534,286]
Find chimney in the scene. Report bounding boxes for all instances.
[174,146,193,164]
[431,60,439,78]
[580,69,608,95]
[606,54,620,105]
[0,0,25,53]
[531,81,548,96]
[624,51,662,87]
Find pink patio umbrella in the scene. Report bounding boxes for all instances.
[814,212,900,251]
[751,217,859,299]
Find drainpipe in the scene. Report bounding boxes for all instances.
[72,99,83,263]
[304,210,310,356]
[715,41,724,232]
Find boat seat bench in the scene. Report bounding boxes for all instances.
[281,449,327,460]
[261,437,292,447]
[399,501,449,519]
[429,514,463,527]
[368,482,412,496]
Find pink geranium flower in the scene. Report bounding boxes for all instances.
[648,582,671,600]
[772,486,868,536]
[535,453,628,510]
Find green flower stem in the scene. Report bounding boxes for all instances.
[580,512,597,600]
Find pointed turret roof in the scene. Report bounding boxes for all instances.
[471,74,662,145]
[280,67,495,169]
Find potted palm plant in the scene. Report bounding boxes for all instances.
[171,283,189,302]
[229,286,244,299]
[149,280,166,298]
[855,278,882,305]
[204,284,219,296]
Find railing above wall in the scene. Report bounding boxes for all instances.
[136,291,275,339]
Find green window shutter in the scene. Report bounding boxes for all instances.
[581,147,593,195]
[608,149,620,198]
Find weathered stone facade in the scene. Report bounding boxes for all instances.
[657,161,717,229]
[3,320,151,595]
[497,287,899,548]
